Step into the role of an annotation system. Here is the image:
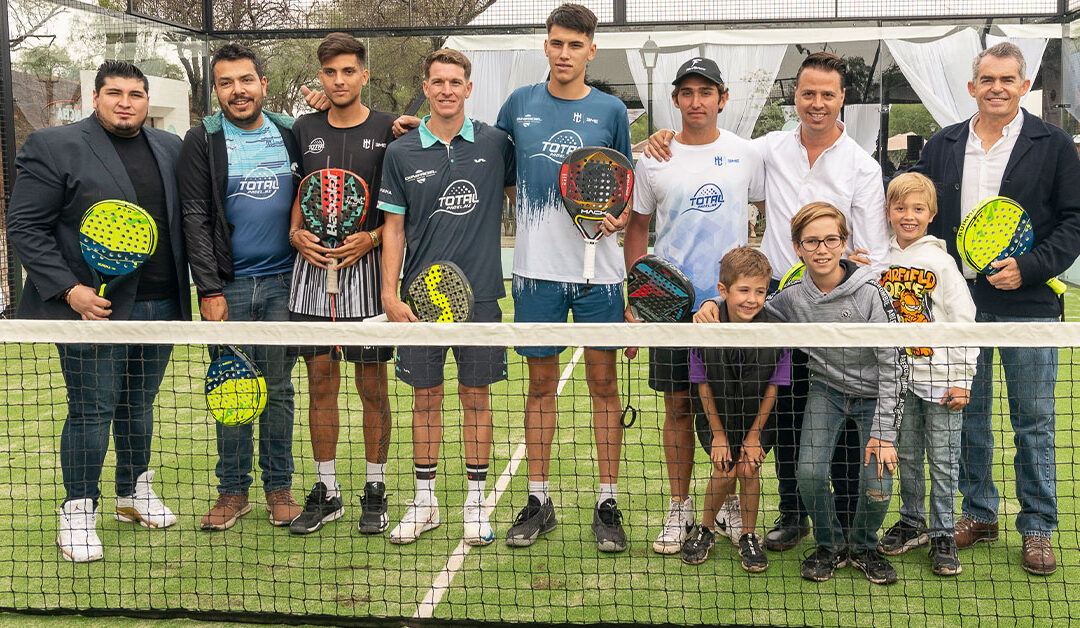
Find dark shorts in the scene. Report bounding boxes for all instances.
[692,391,776,462]
[396,301,507,389]
[512,275,624,357]
[648,347,691,393]
[288,312,393,363]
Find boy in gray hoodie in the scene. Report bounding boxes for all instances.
[765,202,909,585]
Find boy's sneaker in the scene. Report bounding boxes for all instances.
[653,497,694,554]
[680,525,716,565]
[592,498,627,553]
[289,482,344,535]
[715,496,742,544]
[878,520,929,556]
[357,482,389,534]
[849,549,899,585]
[764,512,810,551]
[58,498,103,563]
[506,495,557,547]
[739,532,769,573]
[389,499,441,544]
[800,546,848,582]
[463,501,494,546]
[930,536,962,576]
[114,470,177,528]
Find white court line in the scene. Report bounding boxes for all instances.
[414,346,585,619]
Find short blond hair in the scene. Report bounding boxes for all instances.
[887,172,938,217]
[790,201,849,244]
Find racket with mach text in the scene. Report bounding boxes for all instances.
[558,147,634,281]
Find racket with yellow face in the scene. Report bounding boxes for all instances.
[78,200,158,297]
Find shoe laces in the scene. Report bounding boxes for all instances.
[403,499,434,524]
[303,483,329,510]
[662,501,685,533]
[514,497,542,525]
[741,534,763,557]
[1023,536,1051,551]
[803,546,838,565]
[266,490,298,507]
[597,499,622,526]
[64,501,97,530]
[361,483,387,507]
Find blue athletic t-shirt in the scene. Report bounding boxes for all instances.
[497,84,632,285]
[223,116,295,277]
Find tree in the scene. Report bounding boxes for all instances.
[7,0,63,50]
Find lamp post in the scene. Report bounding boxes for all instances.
[639,37,659,137]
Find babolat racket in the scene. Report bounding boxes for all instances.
[777,262,805,290]
[297,168,370,294]
[957,196,1067,295]
[626,254,695,322]
[205,345,267,426]
[78,199,158,297]
[559,147,634,281]
[406,261,474,323]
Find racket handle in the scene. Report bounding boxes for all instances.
[326,259,339,294]
[582,239,597,281]
[1047,277,1067,295]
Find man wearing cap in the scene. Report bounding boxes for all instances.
[624,56,765,557]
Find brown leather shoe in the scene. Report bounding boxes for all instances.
[953,517,998,548]
[266,489,302,526]
[200,494,251,531]
[1022,536,1057,576]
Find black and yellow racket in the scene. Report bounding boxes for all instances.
[205,345,267,426]
[78,199,158,297]
[406,261,474,323]
[559,147,633,281]
[957,196,1066,295]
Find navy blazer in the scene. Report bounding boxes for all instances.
[7,115,190,321]
[912,109,1080,317]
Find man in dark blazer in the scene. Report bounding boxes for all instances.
[7,61,190,563]
[913,43,1080,576]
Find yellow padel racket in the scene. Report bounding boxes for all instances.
[406,261,474,323]
[78,199,158,297]
[205,345,267,426]
[957,196,1066,295]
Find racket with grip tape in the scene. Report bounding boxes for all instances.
[205,345,267,426]
[558,147,634,281]
[297,168,370,294]
[78,199,158,297]
[626,254,695,322]
[406,261,474,323]
[956,196,1066,295]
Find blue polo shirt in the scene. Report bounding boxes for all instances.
[378,116,515,302]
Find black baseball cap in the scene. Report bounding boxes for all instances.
[672,57,724,87]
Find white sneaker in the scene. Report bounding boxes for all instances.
[715,496,743,544]
[58,498,103,563]
[653,497,694,554]
[463,501,494,546]
[389,499,441,544]
[115,470,177,528]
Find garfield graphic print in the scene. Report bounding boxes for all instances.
[880,265,936,358]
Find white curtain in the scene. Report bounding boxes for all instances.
[1065,45,1080,125]
[842,104,881,155]
[462,50,549,125]
[625,43,786,138]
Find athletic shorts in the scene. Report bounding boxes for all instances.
[648,347,691,393]
[395,301,507,389]
[288,312,393,363]
[512,275,624,357]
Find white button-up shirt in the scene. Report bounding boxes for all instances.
[756,122,890,280]
[959,109,1025,278]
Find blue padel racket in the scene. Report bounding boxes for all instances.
[205,345,267,426]
[957,196,1066,295]
[559,147,634,281]
[297,168,370,295]
[777,262,805,290]
[78,199,158,297]
[406,261,474,323]
[626,254,695,322]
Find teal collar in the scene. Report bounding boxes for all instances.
[418,115,474,148]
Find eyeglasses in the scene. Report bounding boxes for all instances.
[799,235,845,251]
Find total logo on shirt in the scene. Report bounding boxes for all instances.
[435,179,480,217]
[531,129,583,163]
[229,166,280,200]
[686,183,725,213]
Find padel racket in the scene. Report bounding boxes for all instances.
[205,345,267,426]
[957,196,1066,295]
[78,200,158,297]
[626,254,695,322]
[559,147,634,281]
[406,261,474,323]
[297,168,370,294]
[777,262,805,290]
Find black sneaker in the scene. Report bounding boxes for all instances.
[764,512,810,552]
[592,498,627,553]
[739,532,769,573]
[800,546,848,582]
[929,535,962,576]
[289,482,344,535]
[849,548,899,585]
[357,481,388,534]
[505,495,557,547]
[681,525,716,565]
[877,520,929,556]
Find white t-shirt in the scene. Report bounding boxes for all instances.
[633,130,765,308]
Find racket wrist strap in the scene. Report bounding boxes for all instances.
[201,293,224,302]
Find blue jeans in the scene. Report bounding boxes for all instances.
[960,311,1058,538]
[216,273,296,495]
[57,297,180,504]
[897,392,961,537]
[797,382,894,552]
